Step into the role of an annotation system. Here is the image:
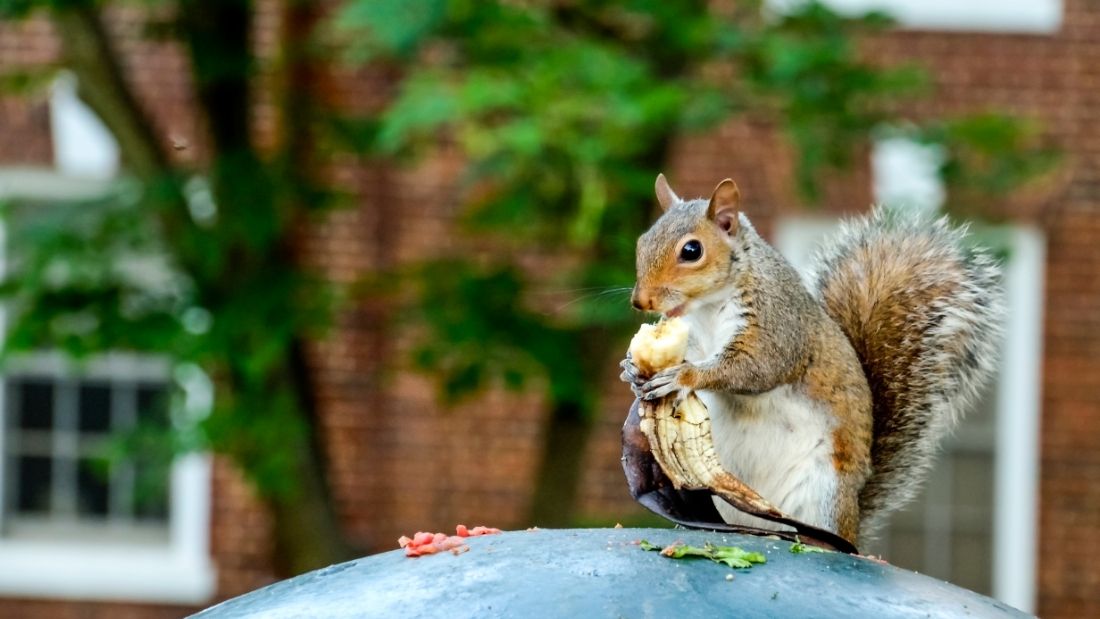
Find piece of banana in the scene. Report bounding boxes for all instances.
[629,319,789,520]
[628,318,689,377]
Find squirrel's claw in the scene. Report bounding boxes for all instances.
[619,356,644,386]
[639,365,685,401]
[623,356,688,400]
[621,369,645,398]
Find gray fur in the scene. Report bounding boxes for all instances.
[809,207,1005,539]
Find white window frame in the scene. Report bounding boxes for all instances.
[871,136,946,217]
[775,217,1043,613]
[766,0,1062,35]
[50,72,120,180]
[991,225,1043,613]
[0,172,216,604]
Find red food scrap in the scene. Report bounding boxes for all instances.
[456,524,502,537]
[398,525,502,557]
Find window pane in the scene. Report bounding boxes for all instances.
[952,453,994,526]
[76,458,110,517]
[953,531,991,593]
[886,528,926,571]
[136,383,170,428]
[133,457,170,521]
[15,379,54,431]
[78,382,112,433]
[15,455,52,513]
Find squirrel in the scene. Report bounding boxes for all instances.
[619,173,1003,544]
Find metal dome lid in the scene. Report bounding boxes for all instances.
[192,528,1030,618]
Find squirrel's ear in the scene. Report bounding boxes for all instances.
[655,173,679,212]
[707,178,741,235]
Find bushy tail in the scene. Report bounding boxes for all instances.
[810,207,1004,537]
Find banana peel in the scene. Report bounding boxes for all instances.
[623,318,858,554]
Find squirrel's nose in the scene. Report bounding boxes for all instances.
[631,287,651,311]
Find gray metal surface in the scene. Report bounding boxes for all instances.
[193,528,1031,618]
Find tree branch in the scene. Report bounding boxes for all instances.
[178,0,253,155]
[52,4,172,180]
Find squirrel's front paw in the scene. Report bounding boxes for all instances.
[619,355,641,384]
[638,364,689,401]
[619,356,648,399]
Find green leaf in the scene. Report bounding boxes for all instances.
[335,0,447,58]
[663,543,713,559]
[639,540,767,569]
[789,538,830,554]
[710,544,768,568]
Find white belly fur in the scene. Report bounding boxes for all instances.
[700,387,838,532]
[683,295,839,533]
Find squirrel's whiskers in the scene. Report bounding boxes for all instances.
[545,286,633,315]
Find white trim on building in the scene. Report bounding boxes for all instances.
[992,226,1044,613]
[0,455,215,604]
[767,0,1062,34]
[50,72,120,180]
[871,137,945,216]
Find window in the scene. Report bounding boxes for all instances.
[767,0,1062,34]
[871,136,944,216]
[50,72,119,180]
[0,354,216,603]
[4,359,172,543]
[775,220,1043,614]
[0,167,215,603]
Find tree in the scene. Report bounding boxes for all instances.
[339,0,1054,525]
[0,0,349,575]
[0,0,1054,578]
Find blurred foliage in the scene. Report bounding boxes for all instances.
[395,260,606,415]
[0,0,340,511]
[337,0,1053,420]
[917,114,1060,213]
[0,170,332,496]
[0,0,1059,535]
[1,190,185,357]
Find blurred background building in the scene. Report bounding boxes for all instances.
[0,0,1096,617]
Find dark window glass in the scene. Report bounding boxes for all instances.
[76,458,110,517]
[78,382,112,433]
[7,374,175,527]
[15,455,52,513]
[16,380,53,431]
[137,384,170,429]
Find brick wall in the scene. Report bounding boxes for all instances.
[1,2,1099,617]
[0,17,54,166]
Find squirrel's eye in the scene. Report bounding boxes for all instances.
[679,240,703,263]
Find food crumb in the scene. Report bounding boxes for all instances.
[614,523,623,528]
[725,574,734,581]
[398,524,501,557]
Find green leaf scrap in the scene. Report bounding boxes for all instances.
[639,540,767,569]
[711,545,768,569]
[789,538,831,554]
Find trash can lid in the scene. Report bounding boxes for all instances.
[193,528,1030,618]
